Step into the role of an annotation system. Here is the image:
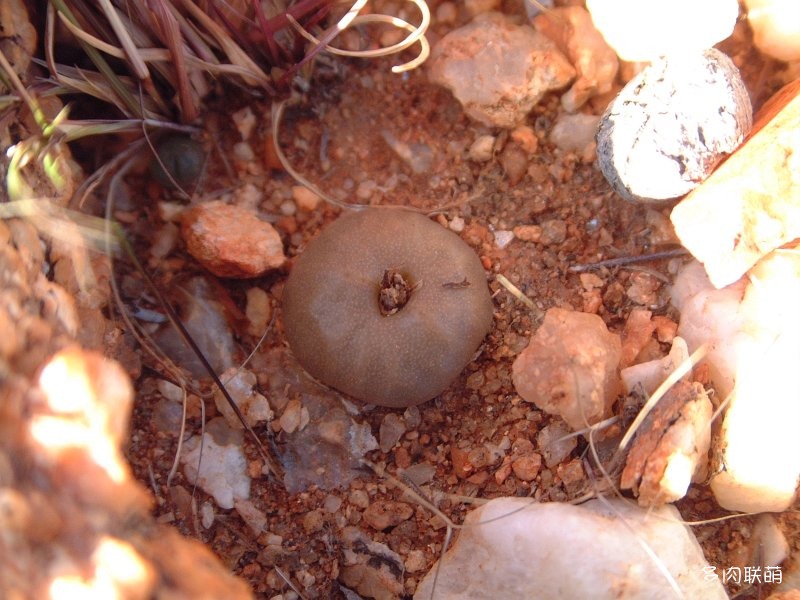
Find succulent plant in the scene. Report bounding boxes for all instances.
[282,209,493,408]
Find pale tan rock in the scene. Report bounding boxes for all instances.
[292,185,321,211]
[619,308,656,368]
[533,6,619,112]
[621,380,712,506]
[744,0,800,62]
[181,201,285,278]
[671,80,800,288]
[586,0,738,61]
[363,500,413,530]
[428,12,575,128]
[672,254,800,513]
[414,497,727,599]
[213,368,273,429]
[512,308,621,430]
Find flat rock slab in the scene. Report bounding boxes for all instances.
[414,497,727,599]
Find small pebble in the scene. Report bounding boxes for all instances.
[406,550,428,573]
[302,508,326,533]
[279,200,296,216]
[465,0,500,16]
[510,125,538,154]
[363,500,414,530]
[436,2,458,24]
[245,287,272,337]
[379,413,407,453]
[403,405,422,429]
[324,494,343,513]
[233,141,255,162]
[539,219,567,245]
[279,399,309,434]
[513,308,621,430]
[291,186,321,211]
[537,421,578,468]
[157,379,183,403]
[493,230,514,249]
[513,225,542,243]
[449,216,465,233]
[499,143,529,185]
[232,106,256,140]
[401,463,436,486]
[579,272,604,291]
[550,113,600,154]
[180,201,286,278]
[349,489,370,509]
[512,453,542,481]
[468,135,496,162]
[200,501,215,529]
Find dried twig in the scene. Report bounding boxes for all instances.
[568,248,689,273]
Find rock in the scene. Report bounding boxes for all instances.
[621,380,713,506]
[512,224,541,243]
[538,219,566,245]
[181,418,250,510]
[467,135,496,162]
[498,142,528,184]
[536,420,577,468]
[340,527,404,600]
[596,49,752,203]
[234,498,268,536]
[533,6,619,112]
[493,230,514,249]
[214,368,273,429]
[749,514,790,570]
[278,398,309,434]
[670,80,800,288]
[151,276,237,378]
[244,286,271,337]
[379,413,406,452]
[363,500,413,531]
[549,112,600,157]
[586,0,738,61]
[511,452,542,481]
[671,256,800,512]
[292,185,321,211]
[414,497,727,599]
[744,0,800,61]
[428,12,575,128]
[512,308,622,430]
[181,201,285,278]
[621,336,691,396]
[619,308,657,369]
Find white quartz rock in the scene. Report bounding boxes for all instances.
[181,417,251,509]
[414,497,726,599]
[671,255,800,512]
[586,0,738,62]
